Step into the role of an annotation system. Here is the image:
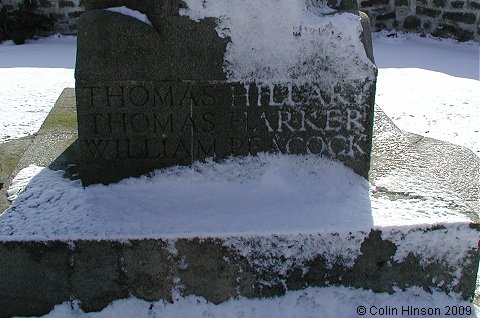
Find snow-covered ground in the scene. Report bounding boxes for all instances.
[41,287,478,318]
[373,31,480,155]
[0,35,75,143]
[0,31,479,318]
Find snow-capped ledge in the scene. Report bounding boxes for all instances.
[0,154,478,308]
[105,6,153,26]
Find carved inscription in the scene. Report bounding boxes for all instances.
[76,81,372,183]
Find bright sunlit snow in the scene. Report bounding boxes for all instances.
[180,0,375,85]
[373,31,480,155]
[32,287,478,318]
[2,155,474,242]
[0,35,75,143]
[0,31,479,318]
[105,6,153,26]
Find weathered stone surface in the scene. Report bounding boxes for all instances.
[68,10,83,18]
[122,240,175,301]
[433,23,475,41]
[469,1,480,9]
[395,0,409,6]
[0,242,71,318]
[416,6,442,17]
[76,79,375,184]
[376,11,396,20]
[403,15,421,29]
[443,11,477,24]
[0,227,477,316]
[70,241,130,312]
[433,0,447,7]
[39,0,55,8]
[360,0,389,7]
[75,4,377,185]
[59,0,75,7]
[0,90,478,317]
[451,0,465,8]
[359,11,376,63]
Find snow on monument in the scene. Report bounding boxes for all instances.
[75,0,377,185]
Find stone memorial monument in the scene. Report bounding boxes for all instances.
[75,0,377,185]
[1,1,479,317]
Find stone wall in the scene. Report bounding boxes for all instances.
[1,0,83,35]
[0,0,479,40]
[359,0,480,41]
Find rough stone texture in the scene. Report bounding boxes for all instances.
[68,10,83,18]
[433,22,475,40]
[0,241,71,318]
[443,11,477,22]
[361,0,390,7]
[376,10,397,19]
[403,15,422,28]
[470,1,480,9]
[0,230,477,317]
[0,229,477,317]
[451,0,465,8]
[1,0,479,41]
[433,0,447,7]
[75,6,376,185]
[395,0,409,6]
[358,0,480,41]
[0,90,479,317]
[417,6,442,17]
[58,0,74,7]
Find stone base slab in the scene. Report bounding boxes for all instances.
[0,89,478,317]
[0,227,478,318]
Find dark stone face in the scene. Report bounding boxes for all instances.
[75,5,376,185]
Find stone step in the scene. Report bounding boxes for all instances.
[0,89,478,317]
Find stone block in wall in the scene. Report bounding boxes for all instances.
[1,4,15,10]
[52,12,67,20]
[433,23,474,41]
[423,20,433,28]
[59,0,75,8]
[442,11,476,24]
[39,0,55,8]
[395,0,409,6]
[403,15,421,29]
[450,1,465,8]
[376,11,396,20]
[468,0,480,9]
[360,0,389,7]
[375,22,388,29]
[416,6,441,17]
[68,11,83,18]
[417,0,429,5]
[433,0,447,6]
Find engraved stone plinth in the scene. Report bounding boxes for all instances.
[75,1,377,185]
